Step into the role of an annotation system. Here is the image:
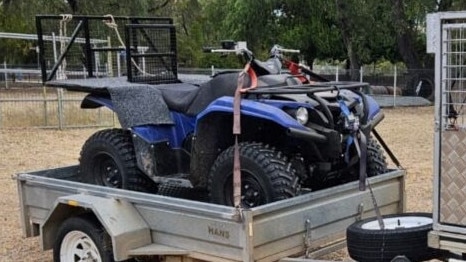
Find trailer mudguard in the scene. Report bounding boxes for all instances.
[42,194,151,261]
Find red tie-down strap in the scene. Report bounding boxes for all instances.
[232,62,257,208]
[283,59,309,84]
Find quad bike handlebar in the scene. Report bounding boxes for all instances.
[203,41,299,60]
[203,41,334,84]
[269,44,300,58]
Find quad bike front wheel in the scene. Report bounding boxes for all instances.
[347,212,442,262]
[79,128,157,193]
[208,142,299,207]
[367,136,388,177]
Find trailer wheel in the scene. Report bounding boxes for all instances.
[347,212,441,262]
[208,142,299,207]
[53,215,113,262]
[79,128,157,193]
[367,137,387,177]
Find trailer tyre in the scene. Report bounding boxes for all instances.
[79,128,157,193]
[53,215,113,262]
[208,142,299,207]
[347,212,441,262]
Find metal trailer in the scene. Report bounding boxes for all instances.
[16,166,405,262]
[427,11,466,254]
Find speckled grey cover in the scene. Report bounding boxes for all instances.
[107,85,173,128]
[48,77,174,128]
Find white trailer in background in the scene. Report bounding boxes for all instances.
[427,11,466,255]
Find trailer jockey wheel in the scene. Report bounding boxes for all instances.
[346,212,443,262]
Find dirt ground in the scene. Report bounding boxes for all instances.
[0,106,436,261]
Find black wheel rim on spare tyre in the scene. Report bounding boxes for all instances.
[92,152,123,188]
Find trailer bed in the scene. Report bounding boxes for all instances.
[16,166,405,262]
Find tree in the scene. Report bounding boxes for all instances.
[390,0,428,69]
[1,0,466,69]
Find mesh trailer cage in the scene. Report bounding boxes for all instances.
[36,15,173,83]
[125,24,178,84]
[440,20,466,129]
[427,12,466,231]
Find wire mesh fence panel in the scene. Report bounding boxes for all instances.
[0,87,115,128]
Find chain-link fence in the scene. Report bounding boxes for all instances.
[0,65,434,129]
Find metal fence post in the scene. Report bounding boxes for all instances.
[335,66,339,82]
[4,61,8,89]
[57,88,64,130]
[0,91,2,127]
[393,65,397,107]
[107,36,113,77]
[360,66,363,82]
[42,86,48,126]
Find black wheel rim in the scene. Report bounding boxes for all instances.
[92,153,123,188]
[224,171,266,207]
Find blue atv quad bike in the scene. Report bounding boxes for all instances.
[36,16,387,207]
[76,42,387,207]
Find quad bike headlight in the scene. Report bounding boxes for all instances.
[296,107,309,125]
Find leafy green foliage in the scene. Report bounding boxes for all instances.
[0,0,463,69]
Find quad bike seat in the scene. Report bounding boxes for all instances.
[184,72,241,115]
[257,74,302,87]
[159,72,303,116]
[156,83,200,113]
[253,58,281,75]
[156,72,240,116]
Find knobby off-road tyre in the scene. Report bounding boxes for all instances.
[158,183,208,201]
[53,215,114,262]
[79,128,157,193]
[367,136,388,177]
[347,212,441,262]
[208,142,299,207]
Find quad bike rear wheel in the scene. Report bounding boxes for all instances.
[208,142,299,207]
[79,128,157,193]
